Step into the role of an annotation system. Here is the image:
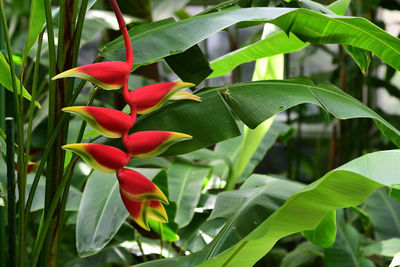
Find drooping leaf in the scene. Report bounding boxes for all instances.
[187,150,400,266]
[220,79,400,148]
[328,0,351,15]
[209,31,307,78]
[302,210,336,248]
[168,159,211,227]
[102,8,400,71]
[343,45,372,74]
[165,45,212,86]
[0,53,40,108]
[134,78,400,156]
[324,210,374,267]
[363,188,400,240]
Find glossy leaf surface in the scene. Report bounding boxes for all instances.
[102,8,400,71]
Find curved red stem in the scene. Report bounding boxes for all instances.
[109,0,133,69]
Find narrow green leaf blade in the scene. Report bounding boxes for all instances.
[364,188,400,240]
[0,53,40,108]
[209,31,306,78]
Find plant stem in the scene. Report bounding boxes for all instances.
[6,118,16,267]
[57,88,98,250]
[24,80,86,218]
[0,20,5,267]
[0,2,25,265]
[25,31,44,182]
[43,0,58,264]
[31,156,79,266]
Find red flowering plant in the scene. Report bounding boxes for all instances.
[53,0,200,230]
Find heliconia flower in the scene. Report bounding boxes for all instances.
[62,106,134,138]
[62,143,130,173]
[146,200,168,223]
[116,168,169,203]
[121,199,149,231]
[127,82,201,114]
[52,61,130,90]
[123,131,192,159]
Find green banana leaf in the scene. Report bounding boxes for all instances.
[101,7,400,71]
[135,78,400,156]
[194,150,400,266]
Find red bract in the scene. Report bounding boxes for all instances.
[123,131,192,158]
[116,168,168,203]
[62,106,134,138]
[117,169,168,230]
[62,143,130,173]
[127,82,201,114]
[52,61,130,90]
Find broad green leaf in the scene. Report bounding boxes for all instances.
[226,25,284,189]
[364,238,400,257]
[302,210,336,248]
[178,176,304,266]
[220,79,400,148]
[343,45,371,74]
[324,210,374,267]
[209,31,307,78]
[76,168,160,256]
[133,88,241,155]
[192,150,400,266]
[102,8,400,71]
[364,188,400,240]
[328,0,351,15]
[65,246,133,266]
[135,78,400,155]
[280,242,323,267]
[296,0,334,14]
[168,159,211,227]
[0,53,40,108]
[165,45,212,85]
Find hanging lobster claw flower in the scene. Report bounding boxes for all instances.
[116,168,168,203]
[62,106,134,138]
[52,61,130,90]
[123,131,192,159]
[128,82,201,114]
[146,200,168,223]
[62,143,130,173]
[121,199,149,231]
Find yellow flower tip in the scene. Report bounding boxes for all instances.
[52,69,78,80]
[176,82,196,88]
[173,132,193,140]
[62,106,84,113]
[169,91,201,102]
[61,143,85,151]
